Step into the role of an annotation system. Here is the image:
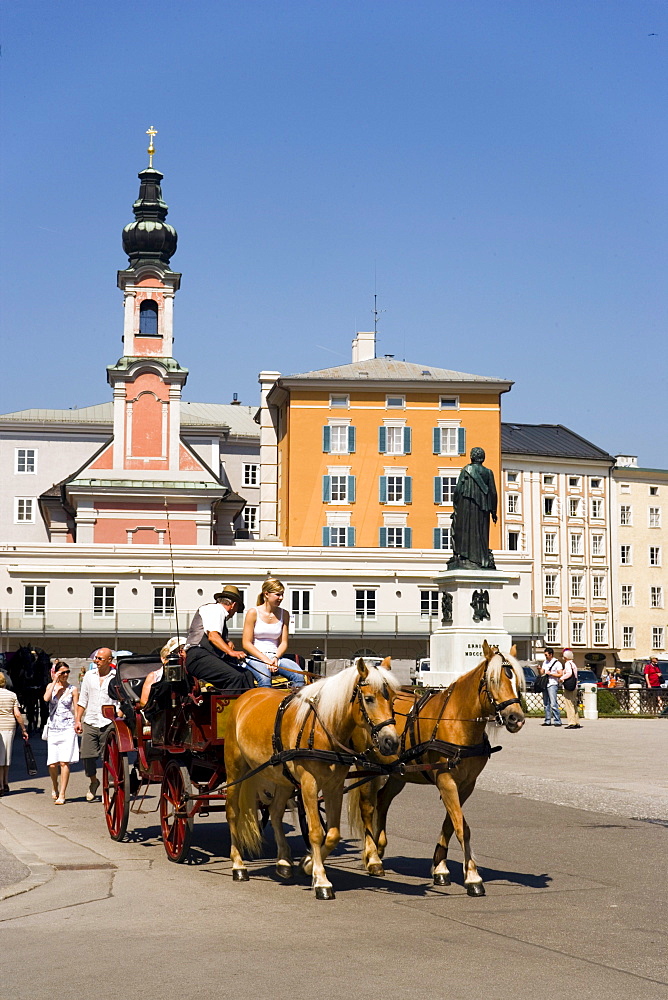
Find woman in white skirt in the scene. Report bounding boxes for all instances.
[0,672,28,795]
[43,662,79,804]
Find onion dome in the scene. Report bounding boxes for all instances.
[122,167,177,266]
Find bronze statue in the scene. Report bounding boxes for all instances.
[448,447,498,571]
[471,589,490,622]
[441,592,453,626]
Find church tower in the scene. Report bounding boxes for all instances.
[41,131,243,545]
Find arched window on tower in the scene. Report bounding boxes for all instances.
[139,300,159,336]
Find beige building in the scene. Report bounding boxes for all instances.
[612,457,668,665]
[501,424,615,669]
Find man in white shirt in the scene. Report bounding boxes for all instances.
[540,647,563,728]
[74,647,119,800]
[185,588,252,691]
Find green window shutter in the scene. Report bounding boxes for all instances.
[348,476,356,503]
[322,527,330,546]
[457,427,466,455]
[379,476,387,504]
[433,527,442,549]
[379,527,388,548]
[322,475,331,502]
[433,427,441,454]
[404,527,412,549]
[323,426,331,453]
[378,426,387,453]
[348,426,356,453]
[403,427,412,454]
[404,477,412,503]
[434,477,442,504]
[347,527,356,547]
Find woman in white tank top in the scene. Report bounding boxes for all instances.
[242,579,304,688]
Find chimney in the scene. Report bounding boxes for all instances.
[352,331,376,363]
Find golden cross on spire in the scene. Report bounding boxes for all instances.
[146,126,158,167]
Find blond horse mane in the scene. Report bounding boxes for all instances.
[294,664,400,733]
[485,647,525,693]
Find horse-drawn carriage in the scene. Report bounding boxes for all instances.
[101,643,527,899]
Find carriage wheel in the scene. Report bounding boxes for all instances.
[296,789,327,848]
[102,731,130,841]
[160,760,193,863]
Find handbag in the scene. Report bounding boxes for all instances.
[23,739,38,776]
[41,721,50,740]
[564,670,577,692]
[533,674,548,694]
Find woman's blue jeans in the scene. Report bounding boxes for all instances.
[244,656,305,688]
[542,684,561,725]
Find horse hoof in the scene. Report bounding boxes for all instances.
[315,886,335,900]
[433,873,451,887]
[276,864,293,881]
[232,869,249,882]
[466,882,485,897]
[298,855,313,877]
[368,864,385,877]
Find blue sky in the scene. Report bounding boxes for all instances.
[2,1,666,465]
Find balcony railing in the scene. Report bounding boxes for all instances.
[0,608,547,639]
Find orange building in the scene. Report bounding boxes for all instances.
[261,334,512,552]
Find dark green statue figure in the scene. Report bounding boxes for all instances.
[448,447,498,571]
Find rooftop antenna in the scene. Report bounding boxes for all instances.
[373,265,386,336]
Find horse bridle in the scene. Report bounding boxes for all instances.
[351,680,396,749]
[478,655,522,726]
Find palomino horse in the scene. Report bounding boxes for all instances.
[348,641,525,896]
[224,659,400,899]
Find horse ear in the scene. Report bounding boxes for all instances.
[509,644,517,658]
[482,640,492,658]
[356,658,369,680]
[381,656,391,670]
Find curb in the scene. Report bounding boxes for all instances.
[0,822,55,901]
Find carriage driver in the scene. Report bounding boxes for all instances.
[185,588,253,691]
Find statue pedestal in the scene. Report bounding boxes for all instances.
[428,569,518,688]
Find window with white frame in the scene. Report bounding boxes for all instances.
[546,620,559,644]
[386,527,406,548]
[650,586,663,609]
[621,584,633,606]
[379,474,411,505]
[385,426,406,455]
[570,532,583,556]
[591,498,604,518]
[592,575,606,598]
[355,589,376,619]
[434,425,464,456]
[330,424,350,454]
[434,476,457,505]
[290,589,312,630]
[242,506,258,533]
[433,526,452,550]
[507,531,520,551]
[386,476,405,503]
[386,395,405,409]
[154,586,176,616]
[330,475,349,502]
[506,471,520,484]
[649,486,659,496]
[569,497,581,517]
[571,620,584,644]
[324,526,352,547]
[439,396,458,409]
[649,507,661,528]
[544,573,558,598]
[543,474,555,486]
[330,394,349,409]
[622,625,635,648]
[594,621,607,644]
[620,545,632,565]
[569,476,581,489]
[24,585,46,616]
[507,493,520,515]
[570,574,584,599]
[543,496,556,516]
[591,533,604,556]
[16,448,36,474]
[620,505,632,525]
[93,586,115,617]
[649,546,661,567]
[544,531,557,555]
[15,498,35,522]
[420,591,439,618]
[243,464,259,487]
[590,478,602,489]
[652,627,665,650]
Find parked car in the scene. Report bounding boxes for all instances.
[631,658,668,687]
[576,669,599,687]
[410,657,431,685]
[522,665,538,689]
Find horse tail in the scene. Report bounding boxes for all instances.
[234,775,264,857]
